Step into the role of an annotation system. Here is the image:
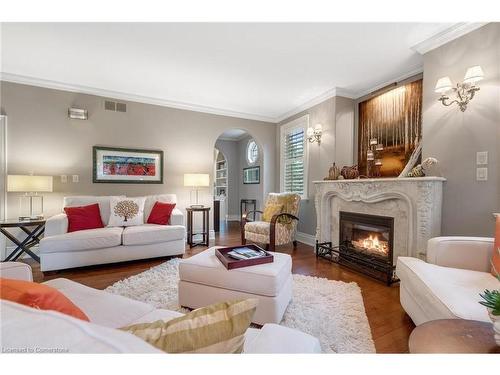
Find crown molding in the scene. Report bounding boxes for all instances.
[275,86,357,123]
[0,72,277,123]
[353,66,423,101]
[411,22,488,55]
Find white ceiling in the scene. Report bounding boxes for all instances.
[0,22,463,122]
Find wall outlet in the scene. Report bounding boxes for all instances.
[476,151,488,165]
[476,167,488,181]
[60,175,67,183]
[72,175,79,183]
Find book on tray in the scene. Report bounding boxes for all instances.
[226,247,267,260]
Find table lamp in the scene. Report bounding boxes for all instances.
[7,175,53,220]
[183,173,209,208]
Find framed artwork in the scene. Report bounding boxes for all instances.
[358,79,423,177]
[93,146,163,184]
[243,166,260,184]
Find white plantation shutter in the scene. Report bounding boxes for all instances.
[280,115,308,198]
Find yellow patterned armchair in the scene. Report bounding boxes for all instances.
[241,193,301,251]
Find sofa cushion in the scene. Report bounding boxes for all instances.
[144,194,177,223]
[147,202,176,225]
[64,203,104,232]
[40,227,123,254]
[108,197,146,227]
[0,278,89,321]
[396,257,498,322]
[121,299,257,353]
[122,224,185,246]
[64,196,125,226]
[492,215,500,276]
[1,300,160,353]
[179,247,292,297]
[43,278,155,328]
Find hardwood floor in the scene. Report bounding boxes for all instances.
[23,221,414,353]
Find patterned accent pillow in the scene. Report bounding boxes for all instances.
[262,203,283,222]
[120,299,257,353]
[492,215,500,277]
[108,197,146,227]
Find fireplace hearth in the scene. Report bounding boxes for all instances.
[316,211,397,285]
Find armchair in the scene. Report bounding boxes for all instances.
[241,193,300,251]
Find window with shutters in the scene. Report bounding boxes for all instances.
[280,115,309,199]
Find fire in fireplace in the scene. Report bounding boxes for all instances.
[316,211,397,285]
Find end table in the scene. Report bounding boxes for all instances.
[0,219,46,263]
[409,319,500,353]
[186,207,210,248]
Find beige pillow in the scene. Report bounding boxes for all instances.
[262,203,283,222]
[120,299,258,353]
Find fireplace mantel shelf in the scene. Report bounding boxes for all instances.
[313,176,446,184]
[313,176,445,261]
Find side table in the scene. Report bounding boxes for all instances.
[409,319,500,353]
[240,199,257,221]
[0,219,46,263]
[186,207,210,248]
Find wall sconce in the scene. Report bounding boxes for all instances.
[68,107,88,120]
[307,124,323,145]
[435,65,484,112]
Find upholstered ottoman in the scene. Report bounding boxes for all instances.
[178,247,292,325]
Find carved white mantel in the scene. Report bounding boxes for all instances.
[313,177,446,261]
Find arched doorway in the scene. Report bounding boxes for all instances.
[213,129,264,233]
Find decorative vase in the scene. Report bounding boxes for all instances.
[328,163,341,180]
[488,309,500,346]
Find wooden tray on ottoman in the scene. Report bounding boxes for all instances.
[215,245,274,270]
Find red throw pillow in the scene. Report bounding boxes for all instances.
[147,201,176,225]
[64,203,104,232]
[492,215,500,277]
[0,278,90,321]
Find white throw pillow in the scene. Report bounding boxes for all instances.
[108,197,146,227]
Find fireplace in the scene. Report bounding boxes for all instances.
[316,211,397,285]
[339,211,393,263]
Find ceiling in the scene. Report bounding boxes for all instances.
[0,22,466,122]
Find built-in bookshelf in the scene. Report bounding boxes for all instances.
[214,155,227,197]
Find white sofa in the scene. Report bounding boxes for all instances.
[0,262,321,353]
[39,195,185,272]
[396,236,498,326]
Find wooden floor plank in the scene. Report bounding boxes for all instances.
[21,221,414,353]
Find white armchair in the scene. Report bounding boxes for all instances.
[0,261,33,281]
[396,236,498,325]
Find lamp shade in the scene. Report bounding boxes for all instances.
[7,175,53,192]
[434,77,453,93]
[183,173,209,187]
[463,65,484,84]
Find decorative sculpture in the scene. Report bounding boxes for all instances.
[407,157,439,177]
[323,163,341,180]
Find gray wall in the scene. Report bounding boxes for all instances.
[1,82,276,223]
[277,96,355,235]
[214,139,239,217]
[422,23,500,236]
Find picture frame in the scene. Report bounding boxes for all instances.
[93,146,163,184]
[243,166,260,184]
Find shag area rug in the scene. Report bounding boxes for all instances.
[105,258,375,353]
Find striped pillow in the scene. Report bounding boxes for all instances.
[120,299,258,353]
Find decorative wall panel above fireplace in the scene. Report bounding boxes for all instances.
[313,177,445,262]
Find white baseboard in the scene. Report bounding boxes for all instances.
[226,215,241,221]
[296,232,316,248]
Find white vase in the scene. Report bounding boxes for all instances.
[488,309,500,346]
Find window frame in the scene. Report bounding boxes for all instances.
[246,139,259,165]
[279,114,309,199]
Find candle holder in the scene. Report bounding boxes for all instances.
[366,138,383,177]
